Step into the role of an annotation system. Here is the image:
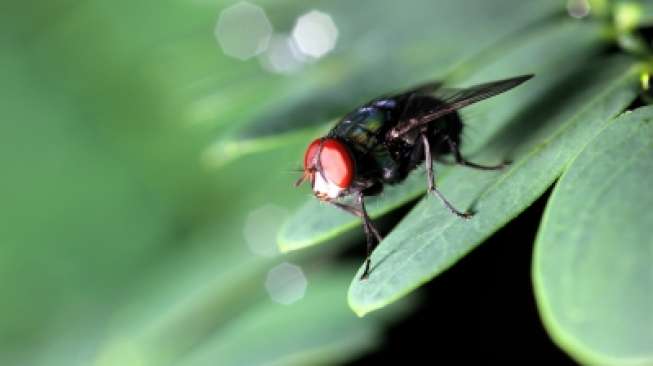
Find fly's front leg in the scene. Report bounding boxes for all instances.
[328,194,381,280]
[328,200,363,217]
[421,134,472,219]
[446,137,508,170]
[356,191,382,280]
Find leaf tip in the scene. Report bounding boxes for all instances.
[347,278,376,318]
[277,242,292,253]
[348,298,370,318]
[275,223,300,253]
[275,232,307,253]
[276,231,294,253]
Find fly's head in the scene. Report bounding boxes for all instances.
[295,138,354,201]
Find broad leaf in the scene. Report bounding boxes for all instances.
[533,107,653,365]
[348,56,638,316]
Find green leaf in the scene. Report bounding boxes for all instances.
[6,0,649,364]
[90,143,373,366]
[279,19,607,251]
[347,57,639,316]
[2,1,419,364]
[533,107,653,365]
[176,267,410,366]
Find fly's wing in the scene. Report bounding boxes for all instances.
[387,74,533,140]
[370,81,444,110]
[390,81,445,124]
[399,81,444,96]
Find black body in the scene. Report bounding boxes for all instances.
[315,75,533,279]
[327,90,463,196]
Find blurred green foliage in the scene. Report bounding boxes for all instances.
[2,0,405,364]
[2,0,653,365]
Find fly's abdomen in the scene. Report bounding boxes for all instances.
[428,112,463,155]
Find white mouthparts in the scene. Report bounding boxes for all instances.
[313,172,344,199]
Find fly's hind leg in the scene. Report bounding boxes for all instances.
[445,137,508,170]
[328,193,381,280]
[421,134,472,219]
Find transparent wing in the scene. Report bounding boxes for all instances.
[390,81,445,123]
[399,81,444,96]
[370,81,443,110]
[388,74,533,140]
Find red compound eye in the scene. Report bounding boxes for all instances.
[303,138,354,188]
[303,139,322,171]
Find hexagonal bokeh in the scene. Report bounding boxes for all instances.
[566,0,591,19]
[291,10,339,58]
[243,204,288,257]
[215,2,273,60]
[259,34,305,74]
[265,262,307,305]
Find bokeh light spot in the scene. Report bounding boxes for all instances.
[260,34,305,74]
[291,10,338,58]
[566,0,591,19]
[615,2,642,32]
[243,204,288,257]
[265,262,307,305]
[215,2,273,60]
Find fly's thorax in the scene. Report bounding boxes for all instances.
[329,105,392,153]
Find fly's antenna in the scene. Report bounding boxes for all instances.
[289,165,308,187]
[294,173,308,187]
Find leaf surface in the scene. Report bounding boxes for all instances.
[533,106,653,365]
[280,20,607,251]
[348,56,638,316]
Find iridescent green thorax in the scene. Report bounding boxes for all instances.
[327,99,407,184]
[327,104,392,153]
[326,95,465,188]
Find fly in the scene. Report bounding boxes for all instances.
[295,75,533,280]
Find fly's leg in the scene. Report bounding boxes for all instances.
[445,137,508,170]
[328,197,382,244]
[356,192,381,280]
[328,200,362,217]
[421,134,472,219]
[328,195,381,280]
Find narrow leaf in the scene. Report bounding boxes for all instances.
[348,57,639,316]
[280,20,605,251]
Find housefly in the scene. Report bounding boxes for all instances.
[295,75,533,279]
